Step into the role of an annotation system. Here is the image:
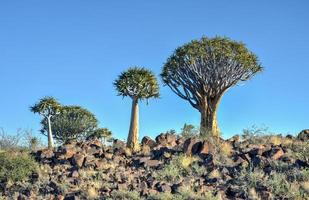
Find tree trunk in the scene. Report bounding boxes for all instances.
[47,116,54,148]
[200,97,221,137]
[127,98,139,151]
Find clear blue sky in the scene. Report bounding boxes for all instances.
[0,1,308,140]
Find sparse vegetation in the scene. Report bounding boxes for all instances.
[0,151,37,182]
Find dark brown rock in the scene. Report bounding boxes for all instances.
[156,183,171,193]
[39,148,54,159]
[144,159,162,168]
[113,139,126,149]
[155,133,177,147]
[297,129,309,141]
[183,138,201,156]
[141,136,156,148]
[262,147,284,160]
[71,153,85,168]
[70,170,79,178]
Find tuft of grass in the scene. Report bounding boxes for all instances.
[0,151,37,182]
[155,154,197,183]
[109,190,141,200]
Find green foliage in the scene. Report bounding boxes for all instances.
[155,154,196,183]
[40,106,98,143]
[91,128,112,139]
[286,140,309,162]
[114,67,160,100]
[90,128,112,144]
[30,96,61,117]
[180,123,198,139]
[162,37,262,83]
[0,151,37,182]
[266,173,302,199]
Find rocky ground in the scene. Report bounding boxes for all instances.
[1,130,309,200]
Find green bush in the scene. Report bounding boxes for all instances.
[155,154,197,183]
[0,151,37,182]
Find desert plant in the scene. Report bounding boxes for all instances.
[180,123,198,139]
[30,96,61,148]
[266,173,302,199]
[40,106,98,143]
[109,190,141,200]
[0,151,37,182]
[114,67,159,151]
[91,128,112,145]
[161,37,262,136]
[0,128,23,150]
[155,154,196,183]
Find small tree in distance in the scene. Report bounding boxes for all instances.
[181,123,198,139]
[30,97,61,148]
[161,36,262,137]
[91,128,112,145]
[114,67,160,151]
[40,106,98,143]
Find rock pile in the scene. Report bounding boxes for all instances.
[1,130,309,199]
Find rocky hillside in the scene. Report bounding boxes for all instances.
[1,130,309,200]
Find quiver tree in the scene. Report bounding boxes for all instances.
[40,106,98,143]
[30,96,61,148]
[114,67,159,151]
[161,37,262,136]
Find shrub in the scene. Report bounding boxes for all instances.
[89,128,112,145]
[180,124,198,139]
[285,140,309,162]
[0,151,37,182]
[0,128,22,150]
[266,173,302,199]
[155,154,197,183]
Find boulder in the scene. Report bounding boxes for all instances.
[144,159,162,168]
[69,170,79,178]
[71,153,85,168]
[183,138,201,156]
[297,129,309,141]
[38,149,54,159]
[156,183,171,193]
[113,139,126,149]
[141,136,156,148]
[152,147,175,160]
[60,147,76,159]
[155,133,177,147]
[262,147,284,160]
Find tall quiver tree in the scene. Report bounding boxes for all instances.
[30,97,61,148]
[161,37,262,137]
[114,67,159,151]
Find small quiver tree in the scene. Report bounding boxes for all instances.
[30,96,61,148]
[114,67,159,151]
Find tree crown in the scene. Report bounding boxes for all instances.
[161,36,262,100]
[40,105,98,143]
[91,128,112,139]
[114,67,160,100]
[30,96,61,117]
